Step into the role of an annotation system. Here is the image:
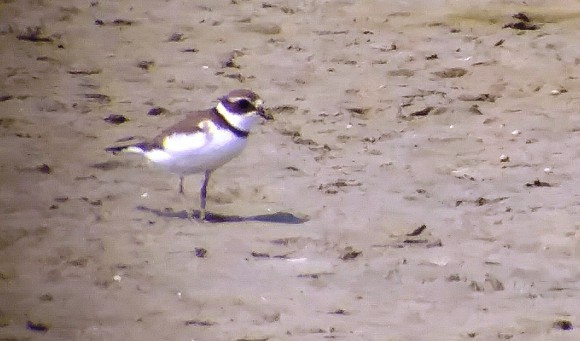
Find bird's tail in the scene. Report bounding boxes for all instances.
[106,143,149,154]
[105,145,132,154]
[106,141,155,154]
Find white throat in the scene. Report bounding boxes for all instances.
[216,102,260,132]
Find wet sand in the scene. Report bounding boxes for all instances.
[1,0,580,340]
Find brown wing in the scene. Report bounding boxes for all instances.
[105,109,218,153]
[106,108,232,153]
[148,108,218,148]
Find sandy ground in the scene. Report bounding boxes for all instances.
[1,0,580,340]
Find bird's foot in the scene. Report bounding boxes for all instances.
[187,209,207,222]
[198,209,206,222]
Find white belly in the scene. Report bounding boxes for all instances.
[142,129,247,176]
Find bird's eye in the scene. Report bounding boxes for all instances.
[237,99,252,109]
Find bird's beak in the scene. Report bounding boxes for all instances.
[257,105,273,120]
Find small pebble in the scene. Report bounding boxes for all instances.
[104,114,128,125]
[511,130,521,135]
[500,154,510,162]
[137,60,155,70]
[147,107,168,116]
[550,89,567,95]
[241,22,282,35]
[37,164,52,174]
[544,167,552,173]
[167,32,184,42]
[194,247,207,258]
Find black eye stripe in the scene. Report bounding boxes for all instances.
[221,97,257,114]
[237,99,251,108]
[230,98,255,111]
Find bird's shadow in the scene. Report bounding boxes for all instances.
[136,206,308,224]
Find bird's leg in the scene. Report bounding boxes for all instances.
[178,176,185,195]
[198,170,211,221]
[179,176,195,220]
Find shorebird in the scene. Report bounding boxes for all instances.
[106,89,270,220]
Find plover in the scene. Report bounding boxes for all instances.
[106,89,270,220]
